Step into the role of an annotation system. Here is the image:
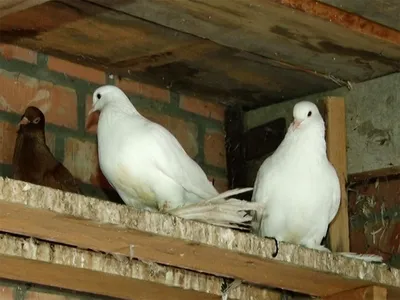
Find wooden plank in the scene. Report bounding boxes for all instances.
[0,1,337,107]
[348,167,400,183]
[318,0,400,32]
[0,178,399,298]
[0,0,51,18]
[325,97,350,253]
[2,0,400,107]
[323,286,388,300]
[87,0,400,84]
[0,234,260,300]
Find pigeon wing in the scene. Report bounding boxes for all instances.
[43,162,82,194]
[147,123,218,200]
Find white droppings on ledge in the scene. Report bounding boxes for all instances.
[219,229,235,248]
[22,183,31,191]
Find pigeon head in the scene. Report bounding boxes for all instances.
[18,106,45,132]
[290,101,323,131]
[86,85,137,131]
[90,85,134,113]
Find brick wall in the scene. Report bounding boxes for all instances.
[0,44,228,203]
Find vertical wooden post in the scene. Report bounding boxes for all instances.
[324,97,350,252]
[323,285,387,300]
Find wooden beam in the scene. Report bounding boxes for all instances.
[86,0,400,86]
[349,167,400,183]
[325,97,350,252]
[323,286,388,300]
[0,234,241,300]
[0,178,399,298]
[0,0,51,18]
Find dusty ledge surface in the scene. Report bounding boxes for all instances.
[0,233,277,300]
[0,178,399,298]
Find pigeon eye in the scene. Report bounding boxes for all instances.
[96,93,101,100]
[307,111,312,117]
[33,117,40,124]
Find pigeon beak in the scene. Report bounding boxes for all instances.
[17,117,30,130]
[85,108,100,132]
[292,119,302,130]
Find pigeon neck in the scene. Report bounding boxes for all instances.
[19,126,46,143]
[284,122,327,156]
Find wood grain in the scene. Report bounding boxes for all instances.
[87,0,400,82]
[323,285,388,300]
[0,235,236,300]
[0,0,51,18]
[1,0,400,106]
[325,97,350,252]
[318,0,400,32]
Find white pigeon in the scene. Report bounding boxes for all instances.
[251,101,383,262]
[86,85,261,229]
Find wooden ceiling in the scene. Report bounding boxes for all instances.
[1,0,400,108]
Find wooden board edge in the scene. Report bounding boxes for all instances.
[322,285,388,300]
[270,0,400,46]
[348,167,400,183]
[324,96,350,252]
[0,0,52,18]
[0,234,231,300]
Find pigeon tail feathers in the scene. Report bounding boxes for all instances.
[316,245,383,262]
[166,187,263,229]
[337,252,383,263]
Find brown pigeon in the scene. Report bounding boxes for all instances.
[12,106,81,194]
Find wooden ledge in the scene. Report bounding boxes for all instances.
[0,178,399,298]
[0,234,273,300]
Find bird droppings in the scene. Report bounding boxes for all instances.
[129,244,135,259]
[22,183,31,191]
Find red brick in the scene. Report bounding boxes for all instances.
[204,129,226,169]
[0,285,14,299]
[0,69,78,129]
[180,95,225,121]
[139,108,198,158]
[116,78,170,103]
[25,291,78,299]
[63,138,111,189]
[0,121,17,164]
[0,43,37,64]
[48,56,106,85]
[85,94,98,134]
[207,176,229,193]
